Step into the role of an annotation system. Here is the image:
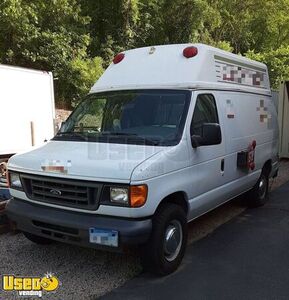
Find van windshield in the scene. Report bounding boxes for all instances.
[54,89,191,146]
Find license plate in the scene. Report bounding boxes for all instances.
[89,228,118,247]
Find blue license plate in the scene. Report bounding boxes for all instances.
[89,228,118,247]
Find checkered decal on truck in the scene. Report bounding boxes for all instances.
[257,99,272,128]
[215,56,269,89]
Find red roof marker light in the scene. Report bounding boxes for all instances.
[183,46,198,58]
[113,53,125,64]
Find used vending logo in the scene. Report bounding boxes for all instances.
[2,272,60,298]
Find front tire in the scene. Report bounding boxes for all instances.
[23,232,53,245]
[141,204,187,276]
[246,170,269,207]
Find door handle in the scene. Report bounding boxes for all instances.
[221,158,225,176]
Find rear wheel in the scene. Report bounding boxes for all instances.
[23,232,53,245]
[141,203,187,275]
[246,170,269,207]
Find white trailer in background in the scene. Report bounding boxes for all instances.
[0,64,55,195]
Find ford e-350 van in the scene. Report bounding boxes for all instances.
[6,44,279,275]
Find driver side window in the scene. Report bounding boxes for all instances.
[191,94,219,136]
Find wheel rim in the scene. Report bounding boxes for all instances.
[163,220,183,262]
[258,175,267,199]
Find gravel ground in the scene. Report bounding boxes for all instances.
[0,160,288,299]
[0,236,140,300]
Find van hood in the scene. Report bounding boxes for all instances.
[8,141,165,182]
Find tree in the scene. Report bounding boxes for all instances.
[163,0,217,44]
[207,0,289,54]
[135,0,164,47]
[246,46,289,89]
[0,0,103,108]
[1,0,288,103]
[80,0,140,65]
[136,0,220,46]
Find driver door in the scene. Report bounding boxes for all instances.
[187,92,227,220]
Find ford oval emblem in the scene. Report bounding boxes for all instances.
[50,189,62,196]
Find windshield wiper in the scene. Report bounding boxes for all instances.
[99,132,159,145]
[55,132,88,141]
[100,131,137,136]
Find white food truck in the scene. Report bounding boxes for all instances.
[6,44,279,275]
[0,65,55,199]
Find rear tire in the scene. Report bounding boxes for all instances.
[23,232,53,245]
[246,170,269,207]
[141,203,187,276]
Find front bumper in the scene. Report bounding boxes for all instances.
[6,198,152,250]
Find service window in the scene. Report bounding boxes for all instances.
[190,94,219,136]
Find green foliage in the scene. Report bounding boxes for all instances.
[69,57,104,106]
[0,0,103,108]
[79,0,140,65]
[0,0,288,106]
[210,0,289,53]
[246,46,289,88]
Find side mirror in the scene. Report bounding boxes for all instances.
[191,123,222,148]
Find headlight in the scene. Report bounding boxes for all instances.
[110,187,129,205]
[107,185,148,207]
[9,172,23,190]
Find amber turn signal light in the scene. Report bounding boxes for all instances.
[130,185,148,207]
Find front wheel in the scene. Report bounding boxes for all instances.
[141,204,187,275]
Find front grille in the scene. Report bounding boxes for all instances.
[21,174,102,210]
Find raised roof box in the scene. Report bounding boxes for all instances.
[91,44,271,95]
